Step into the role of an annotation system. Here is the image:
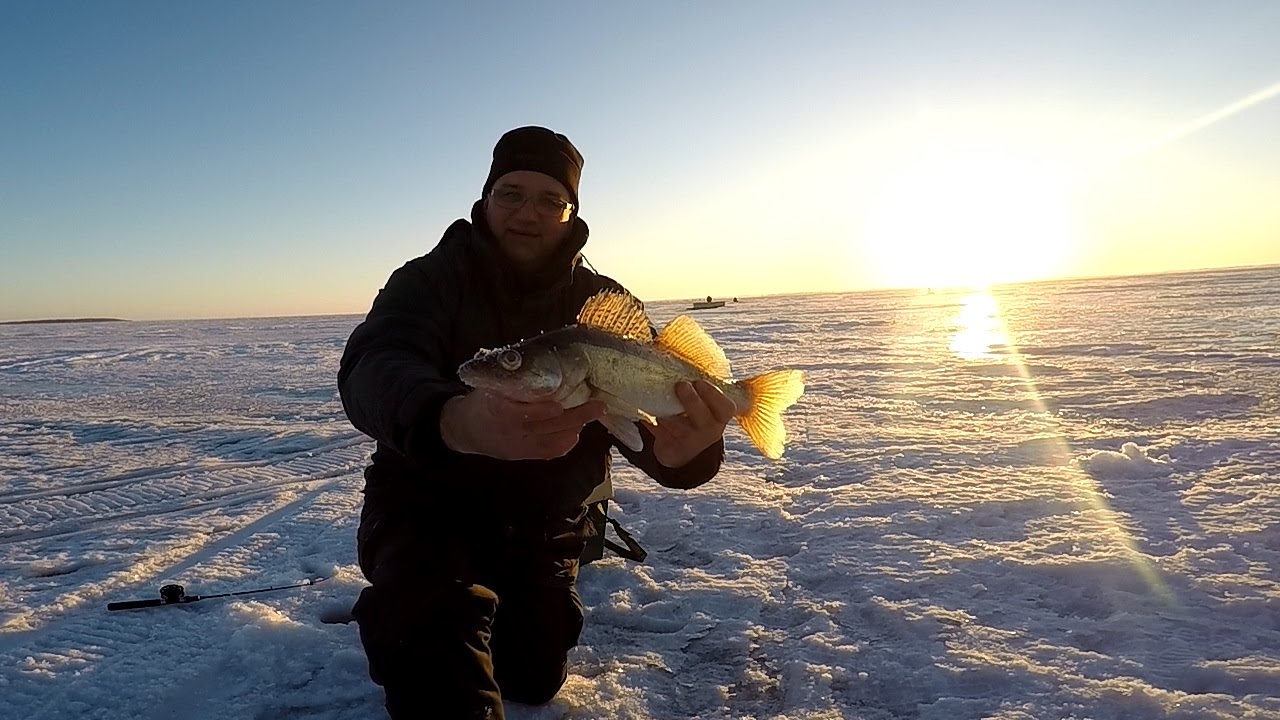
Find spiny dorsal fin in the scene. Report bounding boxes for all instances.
[577,291,653,341]
[655,315,731,380]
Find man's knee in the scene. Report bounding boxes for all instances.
[353,578,499,686]
[491,583,583,705]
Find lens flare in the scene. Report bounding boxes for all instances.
[951,291,1176,604]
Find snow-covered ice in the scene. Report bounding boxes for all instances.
[2,265,1278,719]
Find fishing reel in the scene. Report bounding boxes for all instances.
[159,584,189,604]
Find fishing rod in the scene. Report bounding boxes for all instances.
[106,576,327,611]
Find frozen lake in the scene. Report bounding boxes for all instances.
[2,265,1278,719]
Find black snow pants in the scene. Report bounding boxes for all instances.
[352,491,590,720]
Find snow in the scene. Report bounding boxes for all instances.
[1074,442,1174,479]
[2,265,1279,719]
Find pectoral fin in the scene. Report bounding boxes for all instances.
[555,382,593,408]
[589,385,656,424]
[589,384,653,449]
[598,413,644,452]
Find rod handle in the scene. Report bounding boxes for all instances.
[107,598,165,611]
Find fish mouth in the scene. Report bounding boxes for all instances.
[457,362,559,401]
[456,361,495,389]
[465,379,558,403]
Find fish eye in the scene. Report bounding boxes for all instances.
[499,349,522,371]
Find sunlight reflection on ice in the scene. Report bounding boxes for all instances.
[950,288,1177,605]
[950,292,1005,360]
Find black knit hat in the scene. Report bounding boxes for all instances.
[482,126,584,207]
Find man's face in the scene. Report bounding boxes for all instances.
[484,171,575,272]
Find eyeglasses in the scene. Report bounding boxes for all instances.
[489,187,575,223]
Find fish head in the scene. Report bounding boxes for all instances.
[457,341,565,401]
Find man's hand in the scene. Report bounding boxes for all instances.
[650,381,734,468]
[440,391,606,460]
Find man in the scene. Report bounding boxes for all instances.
[338,126,734,719]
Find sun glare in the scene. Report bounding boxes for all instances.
[950,292,1007,359]
[864,151,1075,290]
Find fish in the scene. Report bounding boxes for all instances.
[457,290,805,459]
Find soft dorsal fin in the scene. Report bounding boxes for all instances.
[577,291,653,341]
[655,315,732,380]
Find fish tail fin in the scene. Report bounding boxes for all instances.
[737,370,805,460]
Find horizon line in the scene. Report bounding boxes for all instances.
[3,260,1277,325]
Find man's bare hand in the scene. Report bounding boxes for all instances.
[440,391,606,460]
[650,380,734,468]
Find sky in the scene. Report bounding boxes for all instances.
[2,1,1278,321]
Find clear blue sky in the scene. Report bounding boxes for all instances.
[3,1,1278,320]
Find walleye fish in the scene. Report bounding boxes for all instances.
[457,291,804,459]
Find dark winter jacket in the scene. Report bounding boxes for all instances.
[338,202,724,520]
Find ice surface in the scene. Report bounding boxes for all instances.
[1,267,1278,719]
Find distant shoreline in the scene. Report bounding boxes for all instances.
[0,318,129,326]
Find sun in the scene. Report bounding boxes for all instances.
[863,151,1076,289]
